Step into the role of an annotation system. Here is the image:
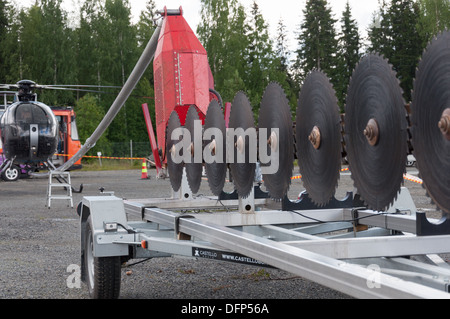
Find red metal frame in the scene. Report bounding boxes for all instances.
[142,103,162,174]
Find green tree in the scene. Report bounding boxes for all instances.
[100,0,138,148]
[1,0,76,105]
[38,0,77,105]
[418,0,450,42]
[294,0,339,90]
[0,0,156,152]
[368,0,425,102]
[76,0,104,87]
[136,0,157,49]
[367,1,389,54]
[102,0,137,86]
[0,2,21,84]
[272,17,297,114]
[77,0,138,146]
[275,18,289,74]
[133,0,158,143]
[335,1,361,110]
[126,77,155,144]
[75,94,111,157]
[245,1,274,109]
[197,0,248,104]
[136,0,156,83]
[0,0,8,83]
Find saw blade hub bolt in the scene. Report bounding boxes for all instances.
[438,108,450,140]
[268,131,278,152]
[209,139,217,156]
[170,144,177,156]
[236,136,245,154]
[308,126,322,150]
[364,118,379,146]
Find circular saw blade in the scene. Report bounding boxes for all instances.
[166,110,184,192]
[185,105,203,194]
[296,70,342,206]
[411,31,450,215]
[204,100,227,196]
[228,91,256,198]
[258,82,294,200]
[345,54,408,211]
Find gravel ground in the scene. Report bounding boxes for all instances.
[0,165,447,300]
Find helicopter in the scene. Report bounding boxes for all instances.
[0,80,58,163]
[0,79,121,179]
[0,80,61,176]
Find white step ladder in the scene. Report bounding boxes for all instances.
[46,170,73,209]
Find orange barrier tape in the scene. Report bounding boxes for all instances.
[291,169,424,186]
[55,154,147,161]
[403,173,423,185]
[54,155,424,186]
[291,168,349,181]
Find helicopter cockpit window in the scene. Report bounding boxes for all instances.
[32,106,48,124]
[16,104,33,123]
[15,103,50,125]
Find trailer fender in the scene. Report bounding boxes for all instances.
[79,196,132,266]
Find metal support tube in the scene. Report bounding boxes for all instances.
[284,235,450,259]
[343,209,417,233]
[175,214,449,299]
[57,21,163,172]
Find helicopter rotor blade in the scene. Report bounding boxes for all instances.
[0,84,18,90]
[43,84,123,89]
[37,85,121,95]
[38,85,154,99]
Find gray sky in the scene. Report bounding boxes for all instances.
[149,0,380,48]
[16,0,381,50]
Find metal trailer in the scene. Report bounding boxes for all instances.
[77,176,450,299]
[70,8,450,299]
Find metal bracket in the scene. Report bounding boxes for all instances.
[175,214,195,240]
[219,185,269,201]
[282,192,356,211]
[416,212,450,236]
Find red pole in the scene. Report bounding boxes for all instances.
[224,102,232,128]
[142,103,162,173]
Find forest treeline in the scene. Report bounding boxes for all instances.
[0,0,449,156]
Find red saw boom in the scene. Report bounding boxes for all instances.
[153,7,216,163]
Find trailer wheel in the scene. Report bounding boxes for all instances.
[84,216,121,299]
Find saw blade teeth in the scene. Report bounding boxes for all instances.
[228,90,256,199]
[204,100,227,196]
[166,110,184,192]
[259,81,294,201]
[185,105,203,194]
[296,69,342,206]
[410,30,450,214]
[345,54,408,211]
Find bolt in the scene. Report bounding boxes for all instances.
[364,118,379,146]
[308,126,321,150]
[438,108,450,141]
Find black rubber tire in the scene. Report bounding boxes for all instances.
[84,216,121,299]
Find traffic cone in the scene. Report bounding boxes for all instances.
[141,159,149,179]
